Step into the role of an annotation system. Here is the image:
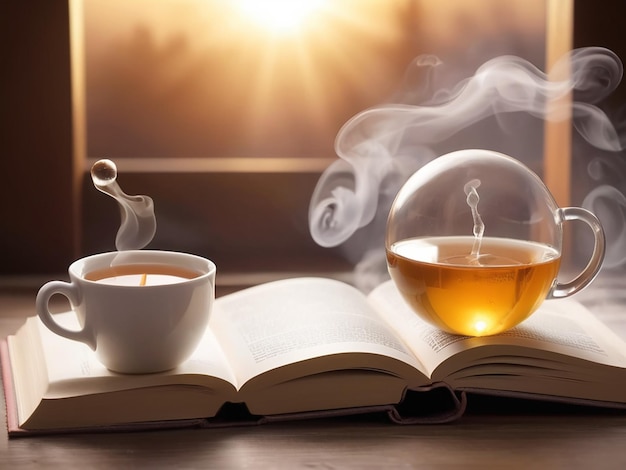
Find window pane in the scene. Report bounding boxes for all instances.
[83,0,546,160]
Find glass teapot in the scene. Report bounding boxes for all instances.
[385,149,605,336]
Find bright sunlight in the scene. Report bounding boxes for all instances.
[235,0,328,34]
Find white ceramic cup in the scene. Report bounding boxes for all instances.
[36,250,216,374]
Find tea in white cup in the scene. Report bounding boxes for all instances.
[84,263,202,286]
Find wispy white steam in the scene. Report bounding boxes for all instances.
[583,158,626,269]
[91,159,157,251]
[309,47,624,251]
[309,47,626,289]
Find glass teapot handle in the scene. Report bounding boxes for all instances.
[548,207,606,299]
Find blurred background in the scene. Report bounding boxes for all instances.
[2,0,626,293]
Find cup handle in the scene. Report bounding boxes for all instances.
[36,281,96,350]
[548,207,606,299]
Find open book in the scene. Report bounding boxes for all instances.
[3,277,626,435]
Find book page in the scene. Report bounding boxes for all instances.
[368,281,626,379]
[209,277,428,389]
[15,313,238,400]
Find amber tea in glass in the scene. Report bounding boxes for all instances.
[387,236,561,336]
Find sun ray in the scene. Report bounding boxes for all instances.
[235,0,329,35]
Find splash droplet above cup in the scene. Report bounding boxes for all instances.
[91,158,118,186]
[90,159,157,251]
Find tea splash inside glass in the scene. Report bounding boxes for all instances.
[386,149,605,337]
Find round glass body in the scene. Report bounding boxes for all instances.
[385,149,604,336]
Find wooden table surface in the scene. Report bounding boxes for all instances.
[2,275,626,469]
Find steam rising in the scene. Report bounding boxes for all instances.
[583,158,626,269]
[309,47,626,289]
[91,159,157,251]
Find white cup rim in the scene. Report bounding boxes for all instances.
[69,250,216,286]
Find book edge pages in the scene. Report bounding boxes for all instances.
[1,340,23,436]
